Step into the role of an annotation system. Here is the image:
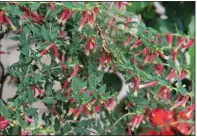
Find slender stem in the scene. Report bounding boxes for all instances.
[111,112,135,129]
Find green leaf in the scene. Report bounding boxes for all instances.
[63,123,71,134]
[98,85,106,94]
[32,128,40,135]
[46,84,53,96]
[72,77,82,93]
[54,118,60,131]
[178,87,187,96]
[30,2,41,11]
[18,119,28,129]
[42,97,54,104]
[25,108,38,116]
[0,100,10,117]
[12,125,20,135]
[96,72,104,84]
[41,25,50,41]
[188,16,194,36]
[19,32,29,56]
[17,83,24,93]
[27,90,34,104]
[189,44,195,81]
[55,93,67,102]
[156,76,169,85]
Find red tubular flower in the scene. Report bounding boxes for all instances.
[102,100,110,112]
[84,105,92,119]
[4,15,16,31]
[67,108,78,116]
[109,98,115,109]
[68,64,79,82]
[157,33,161,45]
[74,106,84,120]
[88,98,97,106]
[166,68,177,80]
[150,38,154,44]
[179,69,187,80]
[61,53,67,74]
[134,77,140,96]
[178,108,193,120]
[175,37,186,52]
[133,39,144,48]
[153,52,159,63]
[107,16,114,29]
[185,104,195,118]
[154,64,163,75]
[0,10,5,24]
[187,125,195,135]
[58,8,69,23]
[157,86,166,95]
[136,115,144,128]
[0,51,9,54]
[139,81,158,88]
[62,10,74,24]
[80,34,86,41]
[35,85,43,94]
[63,80,69,90]
[131,115,139,130]
[88,12,95,28]
[49,2,55,11]
[182,39,195,52]
[24,113,34,123]
[22,7,44,24]
[166,32,173,48]
[170,95,190,110]
[176,123,191,135]
[143,47,150,56]
[93,7,99,15]
[105,55,111,64]
[52,44,59,62]
[89,90,93,96]
[66,87,72,97]
[171,49,178,60]
[157,50,169,60]
[125,36,133,46]
[78,10,89,32]
[163,88,171,102]
[117,1,129,9]
[94,104,101,113]
[80,88,86,94]
[91,37,97,52]
[22,6,31,14]
[144,54,153,64]
[40,43,55,56]
[30,11,40,22]
[127,102,133,109]
[70,97,75,104]
[127,126,132,135]
[0,116,10,131]
[112,25,117,36]
[97,53,106,71]
[86,37,92,55]
[125,17,132,30]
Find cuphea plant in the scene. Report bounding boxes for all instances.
[0,2,195,135]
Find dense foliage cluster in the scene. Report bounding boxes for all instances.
[0,2,195,135]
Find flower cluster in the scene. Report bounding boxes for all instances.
[0,2,194,135]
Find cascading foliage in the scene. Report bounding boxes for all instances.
[0,2,195,135]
